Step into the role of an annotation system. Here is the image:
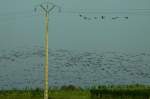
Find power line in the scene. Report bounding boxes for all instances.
[0,14,40,24]
[0,10,33,17]
[58,8,150,15]
[0,7,150,23]
[1,9,150,23]
[61,10,150,15]
[1,8,150,17]
[62,8,150,11]
[0,15,40,24]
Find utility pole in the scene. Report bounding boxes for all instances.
[34,2,60,99]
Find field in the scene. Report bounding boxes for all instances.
[0,85,150,99]
[0,86,90,99]
[0,90,90,99]
[91,84,150,99]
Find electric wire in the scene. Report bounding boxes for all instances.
[0,8,150,24]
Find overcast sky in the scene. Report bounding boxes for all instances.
[0,0,150,52]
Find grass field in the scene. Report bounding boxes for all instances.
[0,85,150,99]
[91,84,150,99]
[0,90,90,99]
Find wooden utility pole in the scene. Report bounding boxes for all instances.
[44,9,49,99]
[34,2,60,99]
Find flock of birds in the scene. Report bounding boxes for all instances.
[0,47,150,89]
[79,14,129,21]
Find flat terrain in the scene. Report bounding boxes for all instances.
[0,90,90,99]
[1,85,150,99]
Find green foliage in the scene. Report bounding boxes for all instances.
[60,85,82,91]
[0,88,90,99]
[91,84,150,99]
[0,85,150,99]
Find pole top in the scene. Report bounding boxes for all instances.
[34,2,61,15]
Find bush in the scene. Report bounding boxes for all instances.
[60,85,80,91]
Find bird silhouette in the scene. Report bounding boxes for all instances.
[83,16,88,20]
[101,16,105,20]
[124,17,128,19]
[94,17,98,20]
[79,14,82,17]
[112,17,120,20]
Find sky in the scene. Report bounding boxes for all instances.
[0,0,150,52]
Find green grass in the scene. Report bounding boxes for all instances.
[91,84,150,99]
[49,90,90,99]
[0,85,150,99]
[0,88,90,99]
